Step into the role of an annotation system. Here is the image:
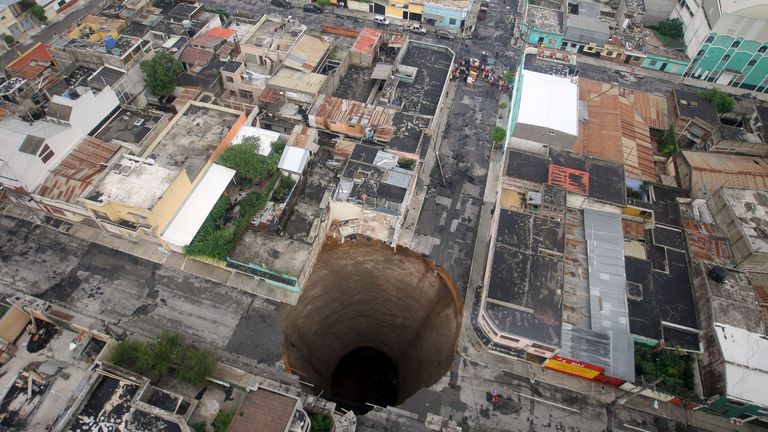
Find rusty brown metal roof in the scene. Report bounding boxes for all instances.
[682,151,768,193]
[575,79,656,181]
[682,218,732,266]
[37,137,120,203]
[180,46,214,65]
[227,388,297,432]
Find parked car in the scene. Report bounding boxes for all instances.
[373,15,390,25]
[435,29,454,40]
[271,0,291,8]
[409,23,427,34]
[303,3,323,12]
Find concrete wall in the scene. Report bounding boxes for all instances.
[685,30,768,90]
[423,3,468,30]
[640,53,689,75]
[644,0,676,24]
[671,0,710,59]
[707,189,768,272]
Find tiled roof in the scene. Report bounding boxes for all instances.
[179,46,214,65]
[6,43,53,80]
[205,26,236,39]
[227,388,297,432]
[37,137,120,203]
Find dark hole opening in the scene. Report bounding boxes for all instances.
[330,347,399,414]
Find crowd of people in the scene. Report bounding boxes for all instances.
[451,51,512,93]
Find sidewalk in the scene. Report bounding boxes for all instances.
[0,204,300,305]
[574,53,768,102]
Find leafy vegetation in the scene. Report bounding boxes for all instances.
[272,174,296,202]
[30,5,47,22]
[140,51,183,96]
[503,70,515,83]
[658,126,678,156]
[185,140,287,260]
[205,7,229,24]
[499,102,508,110]
[635,343,696,400]
[189,421,206,432]
[218,137,273,184]
[397,157,416,170]
[310,413,333,432]
[490,126,506,145]
[648,18,683,38]
[648,19,684,48]
[212,410,236,432]
[316,0,331,6]
[111,332,215,385]
[3,34,15,46]
[699,88,735,113]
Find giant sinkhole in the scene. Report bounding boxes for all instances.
[281,237,462,414]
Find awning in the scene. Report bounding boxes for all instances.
[0,305,30,345]
[278,146,311,174]
[161,164,236,247]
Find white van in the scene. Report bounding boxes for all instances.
[373,15,390,25]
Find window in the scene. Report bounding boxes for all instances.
[728,399,748,407]
[38,144,54,163]
[748,59,757,66]
[731,40,740,48]
[225,76,234,83]
[722,54,731,62]
[649,59,657,66]
[606,50,613,56]
[759,45,767,54]
[705,35,714,44]
[697,49,705,57]
[449,18,456,25]
[627,281,643,301]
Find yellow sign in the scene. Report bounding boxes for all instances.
[545,359,601,379]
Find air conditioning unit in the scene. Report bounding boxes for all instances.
[134,118,145,126]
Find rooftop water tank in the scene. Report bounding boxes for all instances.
[104,34,116,51]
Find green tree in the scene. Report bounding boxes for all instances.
[212,410,235,432]
[490,126,506,145]
[185,229,235,260]
[316,0,330,6]
[3,34,16,46]
[177,348,215,385]
[310,414,333,432]
[698,88,735,113]
[397,157,416,170]
[140,51,183,96]
[30,5,47,22]
[649,18,682,38]
[218,137,277,184]
[659,126,678,156]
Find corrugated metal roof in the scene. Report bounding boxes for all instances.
[283,34,330,73]
[584,209,634,381]
[682,151,768,196]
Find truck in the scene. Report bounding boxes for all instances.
[479,2,489,20]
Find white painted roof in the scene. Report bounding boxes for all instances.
[161,164,235,247]
[517,70,578,137]
[278,145,310,174]
[231,126,281,156]
[714,323,768,406]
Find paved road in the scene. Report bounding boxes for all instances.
[1,0,104,66]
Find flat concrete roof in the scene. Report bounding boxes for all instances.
[92,107,163,147]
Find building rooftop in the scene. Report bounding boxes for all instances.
[692,264,764,334]
[714,323,768,408]
[36,137,120,203]
[396,42,453,117]
[227,388,298,432]
[335,143,415,214]
[483,185,566,348]
[680,151,768,194]
[242,16,305,52]
[268,69,328,96]
[517,68,578,137]
[283,34,330,73]
[308,94,396,141]
[88,103,241,209]
[625,223,700,350]
[351,28,383,57]
[92,107,164,148]
[624,0,645,12]
[575,79,655,180]
[674,89,719,126]
[526,5,564,34]
[5,43,53,80]
[682,219,732,266]
[550,149,626,205]
[719,188,768,255]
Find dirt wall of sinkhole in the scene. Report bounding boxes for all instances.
[280,237,462,404]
